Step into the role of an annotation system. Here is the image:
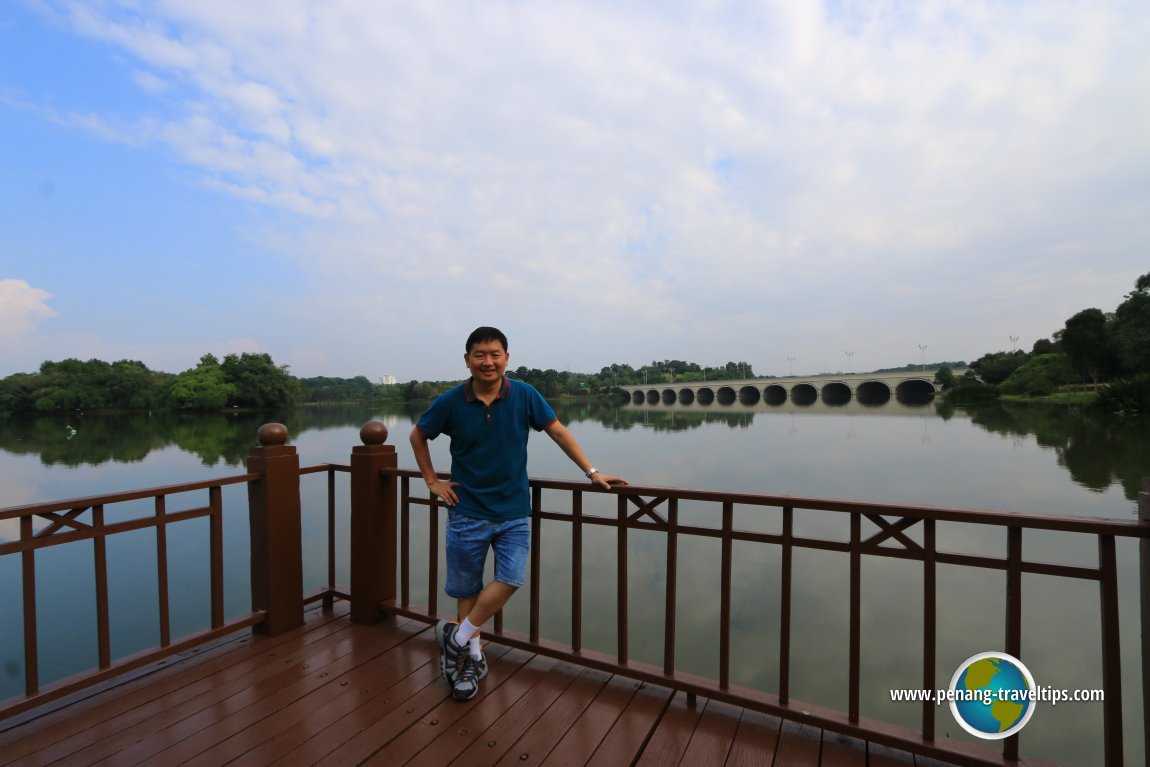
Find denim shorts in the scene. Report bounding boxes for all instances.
[445,511,530,598]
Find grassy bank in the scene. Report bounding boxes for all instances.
[999,391,1098,406]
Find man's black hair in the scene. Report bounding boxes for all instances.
[465,326,508,353]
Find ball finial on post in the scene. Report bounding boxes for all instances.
[360,420,389,445]
[257,423,290,446]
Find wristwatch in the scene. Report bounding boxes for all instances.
[584,467,599,478]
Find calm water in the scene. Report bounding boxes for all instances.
[0,397,1146,764]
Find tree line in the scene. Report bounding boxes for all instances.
[0,353,759,416]
[0,353,301,416]
[949,271,1150,414]
[3,272,1145,416]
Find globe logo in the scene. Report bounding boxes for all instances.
[949,652,1037,739]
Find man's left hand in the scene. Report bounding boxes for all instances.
[590,472,627,490]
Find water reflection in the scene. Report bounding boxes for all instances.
[0,404,424,468]
[946,400,1150,501]
[618,398,1147,503]
[0,398,1146,503]
[1,399,1146,766]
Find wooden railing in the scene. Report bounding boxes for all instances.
[2,420,1147,767]
[356,425,1150,767]
[0,423,352,719]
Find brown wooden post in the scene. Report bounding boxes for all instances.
[349,420,398,625]
[247,423,304,636]
[1140,477,1149,766]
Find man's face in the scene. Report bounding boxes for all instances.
[464,339,508,384]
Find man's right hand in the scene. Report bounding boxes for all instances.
[427,478,461,507]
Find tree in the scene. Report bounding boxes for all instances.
[1111,272,1150,375]
[970,351,1028,385]
[108,360,169,409]
[168,355,236,410]
[220,352,301,408]
[299,375,380,402]
[934,366,955,391]
[1055,308,1117,387]
[1000,354,1075,396]
[0,372,39,415]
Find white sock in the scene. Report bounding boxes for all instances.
[453,617,478,647]
[469,634,483,659]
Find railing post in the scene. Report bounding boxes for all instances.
[246,423,304,636]
[1140,477,1150,766]
[349,421,398,624]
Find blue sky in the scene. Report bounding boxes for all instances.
[2,1,1147,382]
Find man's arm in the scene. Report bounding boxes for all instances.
[543,420,627,490]
[409,426,460,506]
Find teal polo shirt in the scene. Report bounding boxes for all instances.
[415,376,558,521]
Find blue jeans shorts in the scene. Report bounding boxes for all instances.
[445,511,530,598]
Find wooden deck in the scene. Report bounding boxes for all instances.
[0,603,959,766]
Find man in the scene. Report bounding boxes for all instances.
[409,326,626,701]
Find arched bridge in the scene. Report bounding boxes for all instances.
[621,371,959,406]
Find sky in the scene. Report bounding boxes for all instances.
[1,1,1147,382]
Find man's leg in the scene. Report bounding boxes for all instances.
[452,518,528,647]
[457,595,477,621]
[453,581,516,660]
[440,514,489,697]
[461,581,517,627]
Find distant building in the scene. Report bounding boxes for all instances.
[380,374,398,385]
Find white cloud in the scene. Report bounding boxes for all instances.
[0,279,55,344]
[17,0,1149,376]
[131,69,169,95]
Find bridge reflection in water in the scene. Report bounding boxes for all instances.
[621,371,954,408]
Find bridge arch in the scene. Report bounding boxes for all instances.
[820,381,852,405]
[738,385,761,405]
[618,370,950,407]
[764,385,788,405]
[856,380,891,406]
[895,379,935,403]
[790,383,817,405]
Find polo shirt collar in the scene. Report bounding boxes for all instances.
[464,375,510,402]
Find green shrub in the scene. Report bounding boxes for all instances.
[945,380,1000,402]
[1000,353,1075,397]
[1093,375,1150,416]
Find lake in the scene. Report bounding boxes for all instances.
[0,396,1146,764]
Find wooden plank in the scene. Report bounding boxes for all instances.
[134,621,411,763]
[267,656,444,765]
[588,680,673,764]
[819,729,866,766]
[725,708,783,767]
[771,719,821,767]
[679,698,742,765]
[372,651,564,767]
[0,604,1003,767]
[1,605,353,767]
[867,741,917,766]
[66,623,367,767]
[217,625,441,767]
[915,758,964,767]
[539,674,644,767]
[633,691,703,767]
[305,645,527,766]
[0,605,346,748]
[161,619,429,766]
[490,664,614,766]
